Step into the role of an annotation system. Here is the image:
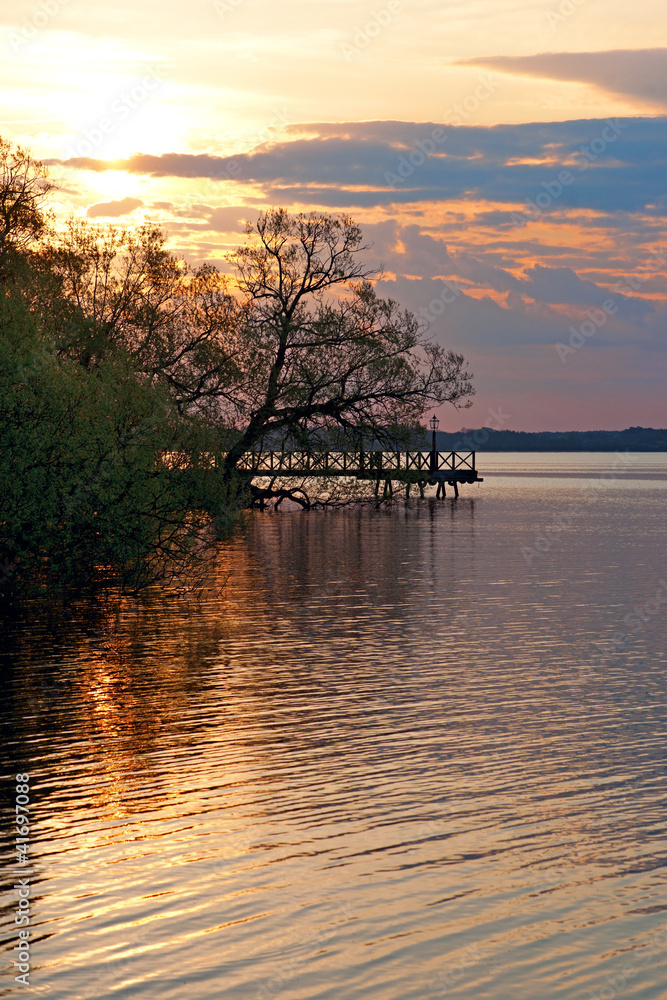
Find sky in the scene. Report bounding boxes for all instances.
[2,0,666,431]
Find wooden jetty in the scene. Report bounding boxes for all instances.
[238,449,483,499]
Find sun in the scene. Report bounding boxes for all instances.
[88,170,145,204]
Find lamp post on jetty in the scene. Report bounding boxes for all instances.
[429,414,439,474]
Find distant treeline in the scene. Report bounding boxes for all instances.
[438,427,667,452]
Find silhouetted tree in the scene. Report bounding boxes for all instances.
[0,138,53,275]
[0,138,477,592]
[221,209,474,477]
[0,139,243,598]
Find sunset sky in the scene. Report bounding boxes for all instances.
[2,0,666,431]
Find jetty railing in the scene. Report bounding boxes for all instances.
[235,449,478,481]
[162,449,481,489]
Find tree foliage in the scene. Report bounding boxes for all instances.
[36,219,239,415]
[0,142,243,600]
[0,139,475,595]
[0,137,53,274]
[0,280,243,599]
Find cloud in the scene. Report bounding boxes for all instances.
[205,206,257,232]
[377,271,661,353]
[48,120,665,392]
[86,196,144,218]
[460,49,667,110]
[50,116,667,218]
[518,264,653,318]
[377,273,574,348]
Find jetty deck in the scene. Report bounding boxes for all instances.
[238,449,483,498]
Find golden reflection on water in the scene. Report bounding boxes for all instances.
[1,473,666,1000]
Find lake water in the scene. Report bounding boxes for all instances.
[1,453,666,1000]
